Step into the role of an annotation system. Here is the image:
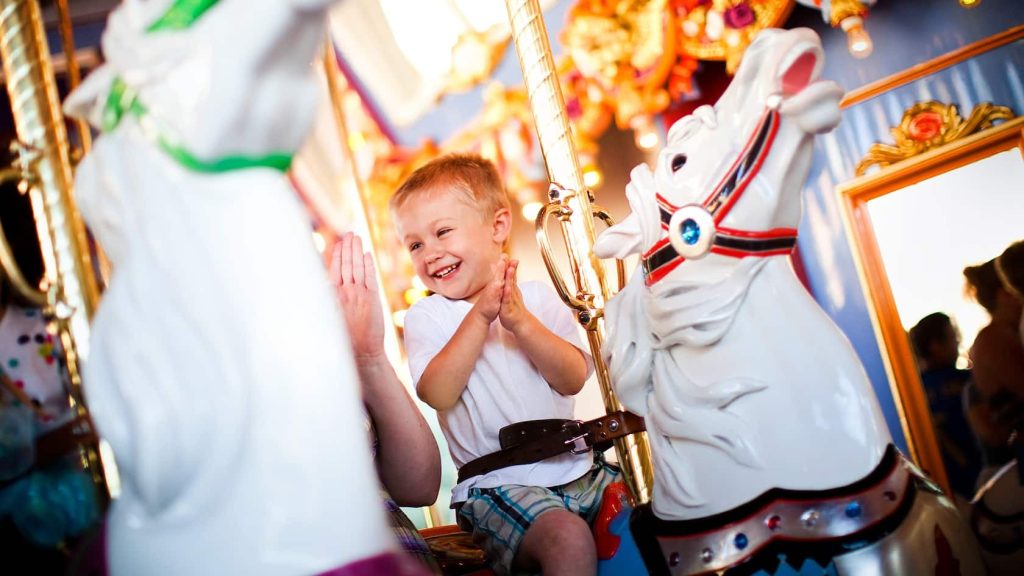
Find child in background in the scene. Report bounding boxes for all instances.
[394,154,618,576]
[907,312,981,502]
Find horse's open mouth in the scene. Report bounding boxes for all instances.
[779,44,823,96]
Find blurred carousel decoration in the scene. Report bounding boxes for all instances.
[447,83,548,219]
[443,1,513,93]
[317,42,420,325]
[505,0,804,169]
[796,0,876,58]
[671,0,795,72]
[855,101,1016,176]
[364,143,440,321]
[561,0,695,151]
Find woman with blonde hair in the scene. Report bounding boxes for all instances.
[996,240,1024,347]
[962,257,1024,482]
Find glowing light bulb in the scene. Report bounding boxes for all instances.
[392,309,407,328]
[841,17,873,59]
[404,287,425,305]
[583,164,603,189]
[347,131,366,152]
[632,116,660,151]
[724,29,742,48]
[521,201,544,222]
[959,0,981,7]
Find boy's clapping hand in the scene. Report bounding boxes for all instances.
[499,258,528,334]
[472,255,508,324]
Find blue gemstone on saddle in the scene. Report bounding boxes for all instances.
[735,533,749,550]
[845,502,862,518]
[680,218,701,245]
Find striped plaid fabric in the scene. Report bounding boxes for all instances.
[456,456,620,575]
[383,494,442,574]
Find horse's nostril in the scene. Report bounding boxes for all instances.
[671,154,687,172]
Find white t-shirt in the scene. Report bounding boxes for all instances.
[404,281,594,503]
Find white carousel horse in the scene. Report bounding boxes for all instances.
[593,28,984,574]
[64,1,422,574]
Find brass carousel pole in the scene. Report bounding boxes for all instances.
[0,0,108,496]
[503,0,653,503]
[53,0,90,155]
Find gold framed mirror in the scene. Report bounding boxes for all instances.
[834,25,1024,500]
[839,113,1023,495]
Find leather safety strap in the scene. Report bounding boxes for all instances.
[457,411,645,484]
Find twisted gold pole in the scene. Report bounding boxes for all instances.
[54,0,90,155]
[504,0,652,503]
[0,0,107,496]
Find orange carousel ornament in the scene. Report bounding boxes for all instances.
[672,0,796,72]
[559,0,798,152]
[561,0,698,151]
[475,83,542,213]
[561,0,689,143]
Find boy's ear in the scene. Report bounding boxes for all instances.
[491,207,512,244]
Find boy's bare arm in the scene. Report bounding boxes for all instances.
[417,257,509,411]
[499,260,588,396]
[511,314,588,396]
[416,312,491,410]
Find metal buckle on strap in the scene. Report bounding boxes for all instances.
[562,420,591,455]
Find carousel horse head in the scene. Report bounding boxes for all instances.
[65,1,420,574]
[595,28,842,284]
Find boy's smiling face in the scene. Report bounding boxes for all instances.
[394,187,509,303]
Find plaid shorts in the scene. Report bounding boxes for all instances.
[455,456,620,576]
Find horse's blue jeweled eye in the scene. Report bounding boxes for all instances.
[680,218,700,245]
[667,204,715,260]
[671,154,687,172]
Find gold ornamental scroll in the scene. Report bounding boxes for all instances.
[504,0,653,503]
[0,0,107,494]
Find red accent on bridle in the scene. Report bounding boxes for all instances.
[641,107,790,286]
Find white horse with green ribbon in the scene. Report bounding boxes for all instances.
[65,1,420,574]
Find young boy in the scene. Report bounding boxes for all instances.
[394,154,619,576]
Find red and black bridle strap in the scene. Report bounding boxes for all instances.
[641,228,798,284]
[703,107,779,223]
[641,107,791,286]
[712,226,799,258]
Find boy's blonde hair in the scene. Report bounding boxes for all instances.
[390,153,510,221]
